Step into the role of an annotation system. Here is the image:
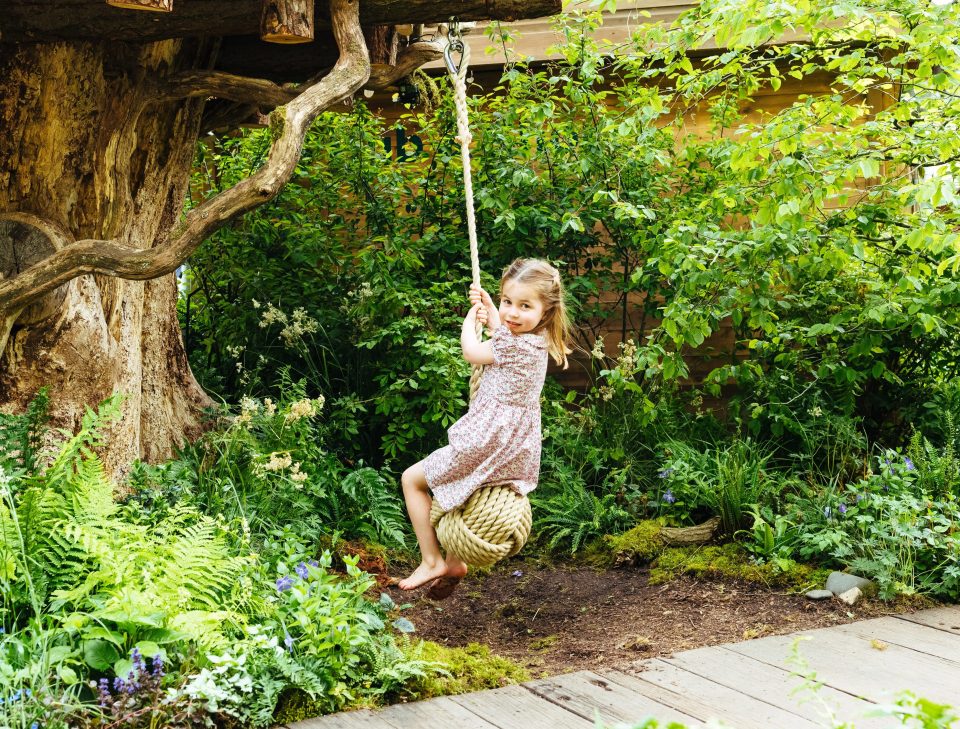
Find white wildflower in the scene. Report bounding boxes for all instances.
[290,462,308,486]
[591,336,606,360]
[259,303,286,329]
[284,398,318,423]
[263,452,293,472]
[279,307,319,347]
[263,398,276,416]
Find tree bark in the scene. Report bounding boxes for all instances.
[0,0,371,475]
[261,0,315,43]
[106,0,174,11]
[0,39,215,477]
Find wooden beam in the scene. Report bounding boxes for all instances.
[261,0,315,43]
[1,0,561,43]
[105,0,173,11]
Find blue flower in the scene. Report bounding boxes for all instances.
[308,559,319,568]
[658,468,674,479]
[904,456,915,471]
[838,503,847,515]
[662,489,677,504]
[284,633,295,652]
[295,562,309,579]
[855,493,865,504]
[275,576,294,592]
[512,569,523,577]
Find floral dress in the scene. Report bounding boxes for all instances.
[423,325,549,511]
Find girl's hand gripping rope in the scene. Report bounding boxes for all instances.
[469,283,500,331]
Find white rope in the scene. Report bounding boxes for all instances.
[445,35,484,400]
[446,41,480,289]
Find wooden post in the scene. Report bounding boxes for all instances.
[105,0,173,11]
[261,0,315,44]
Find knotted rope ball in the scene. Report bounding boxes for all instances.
[431,485,532,568]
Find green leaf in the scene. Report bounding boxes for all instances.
[83,640,120,671]
[392,617,416,633]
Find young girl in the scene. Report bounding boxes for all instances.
[398,258,572,598]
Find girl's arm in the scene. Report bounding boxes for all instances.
[461,303,495,365]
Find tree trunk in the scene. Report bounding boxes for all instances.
[0,39,215,477]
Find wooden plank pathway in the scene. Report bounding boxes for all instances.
[288,606,960,729]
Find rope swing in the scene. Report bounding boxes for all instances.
[427,21,532,567]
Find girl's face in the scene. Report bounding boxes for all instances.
[499,279,546,335]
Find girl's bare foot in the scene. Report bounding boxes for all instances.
[397,561,448,590]
[426,555,469,600]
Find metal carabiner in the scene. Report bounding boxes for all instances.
[444,17,465,76]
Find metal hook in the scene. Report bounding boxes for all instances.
[444,16,465,75]
[444,37,465,76]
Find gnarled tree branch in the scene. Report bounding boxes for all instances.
[367,38,445,88]
[0,0,370,316]
[159,70,299,106]
[162,35,446,111]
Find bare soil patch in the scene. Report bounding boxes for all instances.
[400,562,896,676]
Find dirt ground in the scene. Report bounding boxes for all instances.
[398,562,898,676]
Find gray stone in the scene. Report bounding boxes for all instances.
[804,589,834,601]
[825,571,877,597]
[837,586,863,606]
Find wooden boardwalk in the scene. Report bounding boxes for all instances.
[288,606,960,729]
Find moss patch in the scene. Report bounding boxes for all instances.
[274,690,377,725]
[649,543,830,591]
[273,641,527,723]
[605,520,666,565]
[407,641,530,699]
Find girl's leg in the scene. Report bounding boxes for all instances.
[398,462,450,590]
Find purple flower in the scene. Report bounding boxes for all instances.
[97,677,111,706]
[152,654,165,678]
[131,647,145,674]
[308,559,319,568]
[113,677,125,693]
[512,569,523,577]
[838,502,847,515]
[276,576,294,592]
[904,457,915,471]
[658,468,674,479]
[295,562,309,580]
[662,489,677,504]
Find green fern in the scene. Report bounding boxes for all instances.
[5,397,252,649]
[907,423,960,500]
[534,483,632,554]
[0,387,49,473]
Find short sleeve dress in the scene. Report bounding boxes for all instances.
[422,325,549,511]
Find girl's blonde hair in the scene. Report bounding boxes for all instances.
[500,258,573,368]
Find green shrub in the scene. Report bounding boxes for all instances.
[793,452,960,600]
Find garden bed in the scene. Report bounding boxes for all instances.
[401,561,899,676]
